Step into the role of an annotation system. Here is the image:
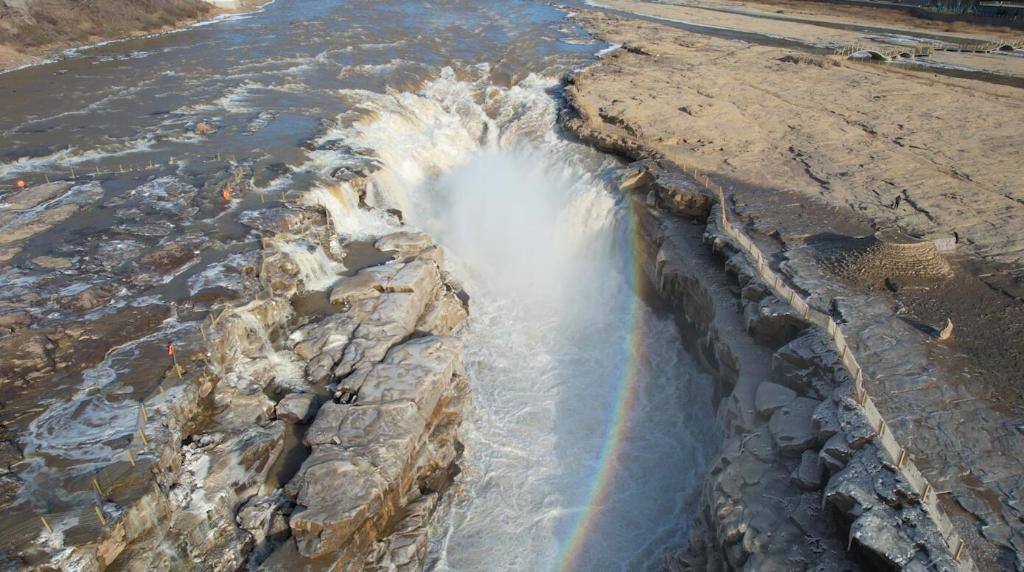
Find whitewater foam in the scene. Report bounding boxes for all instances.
[307,68,717,571]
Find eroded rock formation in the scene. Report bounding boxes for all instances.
[2,167,469,571]
[604,156,968,570]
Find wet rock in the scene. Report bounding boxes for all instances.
[833,394,876,449]
[768,397,821,456]
[1,181,72,212]
[0,310,32,333]
[214,392,277,428]
[60,282,118,312]
[366,493,438,571]
[108,176,199,222]
[329,272,385,306]
[190,285,242,307]
[0,472,21,506]
[0,440,23,469]
[276,393,318,424]
[166,421,285,570]
[239,206,321,235]
[792,449,824,490]
[329,258,444,377]
[290,313,357,385]
[289,336,466,560]
[639,159,715,219]
[824,453,878,518]
[824,445,957,569]
[259,249,302,294]
[194,120,217,135]
[375,231,433,259]
[89,237,147,271]
[826,445,910,514]
[754,382,797,416]
[211,298,291,364]
[132,235,205,287]
[0,247,17,264]
[0,203,79,246]
[32,255,74,269]
[416,284,469,336]
[74,304,171,363]
[237,493,292,564]
[847,511,922,568]
[328,156,382,181]
[0,331,53,386]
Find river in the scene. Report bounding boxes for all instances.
[0,1,718,569]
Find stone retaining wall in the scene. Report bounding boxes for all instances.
[709,180,972,569]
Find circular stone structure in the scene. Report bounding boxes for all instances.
[822,229,953,287]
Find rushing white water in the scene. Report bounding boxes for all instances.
[270,239,345,292]
[310,69,720,571]
[302,184,395,240]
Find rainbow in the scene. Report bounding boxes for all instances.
[555,198,649,571]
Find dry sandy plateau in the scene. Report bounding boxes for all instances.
[571,1,1024,568]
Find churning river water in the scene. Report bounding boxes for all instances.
[0,1,719,569]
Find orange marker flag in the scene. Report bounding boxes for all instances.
[221,188,232,202]
[167,343,175,357]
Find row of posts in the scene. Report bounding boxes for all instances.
[36,305,232,545]
[677,163,969,565]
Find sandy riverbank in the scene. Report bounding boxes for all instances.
[573,4,1024,275]
[570,2,1024,568]
[589,0,1024,77]
[0,0,270,73]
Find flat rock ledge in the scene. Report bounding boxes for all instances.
[28,179,469,571]
[609,154,968,571]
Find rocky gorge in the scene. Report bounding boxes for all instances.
[4,0,1023,569]
[2,78,978,570]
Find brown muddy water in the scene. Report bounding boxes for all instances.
[0,1,723,570]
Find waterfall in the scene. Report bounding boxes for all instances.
[303,183,395,240]
[304,68,718,571]
[271,239,345,292]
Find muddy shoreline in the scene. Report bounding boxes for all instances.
[0,0,272,74]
